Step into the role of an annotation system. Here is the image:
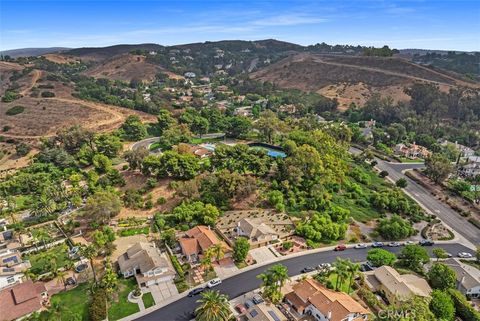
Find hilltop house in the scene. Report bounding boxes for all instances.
[0,280,48,321]
[0,249,31,290]
[364,266,432,305]
[394,143,431,159]
[284,278,370,321]
[235,218,279,247]
[117,242,175,288]
[179,226,229,263]
[442,258,480,299]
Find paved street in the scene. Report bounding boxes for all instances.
[133,243,472,321]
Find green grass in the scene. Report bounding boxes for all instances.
[26,244,71,275]
[118,227,150,237]
[332,194,381,223]
[50,283,90,321]
[13,195,33,211]
[142,292,156,308]
[399,157,424,163]
[149,142,161,151]
[328,274,353,294]
[108,278,140,321]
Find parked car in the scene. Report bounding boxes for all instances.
[188,287,205,297]
[360,263,374,272]
[372,242,384,248]
[419,240,434,246]
[301,266,316,273]
[64,277,76,286]
[206,278,222,288]
[317,263,332,270]
[252,294,264,304]
[388,242,401,247]
[244,300,255,309]
[334,244,347,251]
[235,303,247,314]
[354,243,367,249]
[458,252,473,258]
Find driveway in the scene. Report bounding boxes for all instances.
[214,258,238,278]
[249,247,277,264]
[148,280,179,305]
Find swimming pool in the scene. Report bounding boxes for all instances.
[248,143,287,158]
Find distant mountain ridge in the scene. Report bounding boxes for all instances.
[0,47,70,58]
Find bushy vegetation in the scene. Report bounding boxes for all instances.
[5,105,25,115]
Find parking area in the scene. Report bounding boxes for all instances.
[249,247,277,264]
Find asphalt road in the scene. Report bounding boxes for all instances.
[374,159,480,245]
[131,137,160,151]
[135,243,472,321]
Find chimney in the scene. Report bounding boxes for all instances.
[327,311,332,320]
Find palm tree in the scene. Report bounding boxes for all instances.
[195,290,232,321]
[346,261,360,293]
[332,258,349,292]
[200,249,214,275]
[211,244,225,262]
[32,228,50,250]
[30,194,55,217]
[81,245,98,283]
[257,264,289,303]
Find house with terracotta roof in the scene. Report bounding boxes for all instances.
[284,278,370,321]
[364,265,431,306]
[178,226,229,263]
[394,143,431,159]
[117,242,175,288]
[0,280,47,321]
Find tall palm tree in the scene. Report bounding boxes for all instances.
[195,290,232,321]
[346,261,360,293]
[31,194,55,217]
[333,258,349,292]
[81,245,98,283]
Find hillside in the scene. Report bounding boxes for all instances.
[82,53,162,82]
[0,47,70,58]
[251,53,478,108]
[66,43,164,61]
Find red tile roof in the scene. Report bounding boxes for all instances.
[0,280,46,321]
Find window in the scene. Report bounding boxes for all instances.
[7,276,15,284]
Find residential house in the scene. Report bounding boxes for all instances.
[234,106,253,117]
[359,119,376,142]
[0,280,48,321]
[235,218,279,247]
[364,266,432,305]
[184,72,196,78]
[245,302,287,321]
[459,156,480,178]
[179,226,229,263]
[440,140,475,158]
[394,143,431,159]
[0,249,31,290]
[442,258,480,299]
[0,229,21,251]
[284,278,370,321]
[117,242,175,288]
[278,104,297,114]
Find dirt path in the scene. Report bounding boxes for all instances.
[20,69,41,96]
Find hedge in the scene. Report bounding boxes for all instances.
[448,288,480,321]
[170,255,185,278]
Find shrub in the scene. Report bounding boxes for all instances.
[89,288,107,321]
[1,91,20,102]
[5,105,25,116]
[157,197,166,205]
[379,170,389,178]
[282,241,293,250]
[170,255,185,278]
[41,91,55,98]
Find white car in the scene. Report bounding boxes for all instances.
[458,252,473,259]
[388,242,401,247]
[354,243,367,249]
[404,241,415,245]
[317,263,332,270]
[206,278,222,288]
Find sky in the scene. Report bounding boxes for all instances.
[0,0,479,51]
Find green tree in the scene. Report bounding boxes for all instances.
[95,133,122,158]
[160,228,176,248]
[100,261,118,298]
[233,237,250,263]
[84,190,122,225]
[433,248,450,261]
[156,110,176,135]
[367,249,397,267]
[398,245,430,272]
[81,245,98,282]
[332,258,350,292]
[425,154,453,184]
[257,264,289,303]
[92,154,112,173]
[195,290,232,321]
[396,178,408,188]
[428,263,457,290]
[376,215,415,241]
[124,147,149,171]
[121,115,147,141]
[430,290,455,321]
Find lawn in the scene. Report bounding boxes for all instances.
[327,273,354,294]
[108,278,140,321]
[142,292,156,308]
[118,226,150,237]
[26,244,71,274]
[50,283,90,321]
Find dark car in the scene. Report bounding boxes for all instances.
[244,300,255,309]
[64,277,76,286]
[188,287,205,297]
[301,266,316,273]
[334,244,347,251]
[419,240,434,246]
[360,263,374,272]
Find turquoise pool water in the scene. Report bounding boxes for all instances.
[249,145,287,158]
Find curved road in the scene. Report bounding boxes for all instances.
[136,243,472,321]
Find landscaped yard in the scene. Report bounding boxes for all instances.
[108,278,140,321]
[118,226,150,237]
[26,243,71,274]
[142,292,156,308]
[327,273,354,294]
[50,283,90,321]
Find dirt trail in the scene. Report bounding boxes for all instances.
[20,69,41,96]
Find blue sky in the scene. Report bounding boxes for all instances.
[1,0,479,51]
